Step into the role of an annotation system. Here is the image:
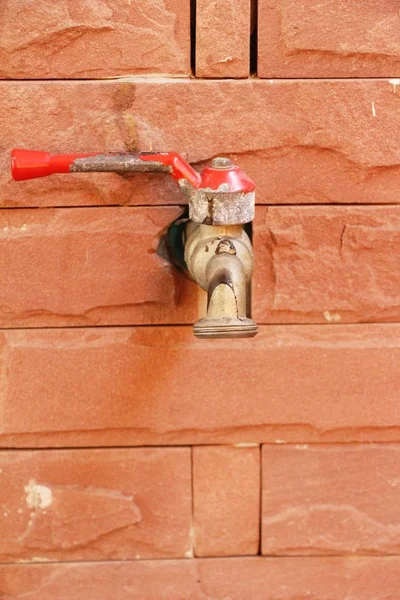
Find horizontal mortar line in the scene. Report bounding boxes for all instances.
[0,323,196,331]
[0,445,193,452]
[2,441,400,453]
[0,321,399,332]
[1,554,400,567]
[0,75,193,83]
[0,321,394,331]
[255,202,400,207]
[2,203,400,211]
[0,204,188,211]
[255,203,400,208]
[256,76,400,81]
[1,76,400,84]
[257,552,400,559]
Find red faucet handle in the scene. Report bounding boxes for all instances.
[11,149,98,181]
[11,149,203,188]
[11,150,253,197]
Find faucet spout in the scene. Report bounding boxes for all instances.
[184,224,258,339]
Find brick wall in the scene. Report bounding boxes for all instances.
[1,2,400,598]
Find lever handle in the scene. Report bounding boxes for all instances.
[11,149,202,188]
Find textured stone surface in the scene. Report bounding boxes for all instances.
[262,444,400,556]
[1,204,399,329]
[196,0,251,77]
[1,557,400,599]
[0,206,197,327]
[193,446,260,556]
[1,325,400,447]
[0,448,191,562]
[253,206,400,324]
[0,0,190,78]
[2,79,400,207]
[258,0,400,77]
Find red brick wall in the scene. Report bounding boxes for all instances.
[1,2,400,598]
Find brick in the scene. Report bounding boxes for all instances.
[262,444,400,555]
[2,205,399,329]
[0,448,191,562]
[1,325,400,447]
[258,0,400,77]
[253,205,400,324]
[1,557,399,599]
[193,446,260,556]
[2,80,400,208]
[0,0,190,78]
[0,207,197,327]
[196,0,251,78]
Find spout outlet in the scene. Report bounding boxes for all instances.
[184,224,258,339]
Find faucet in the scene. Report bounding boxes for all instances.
[11,149,258,339]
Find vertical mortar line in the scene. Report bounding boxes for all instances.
[191,0,197,76]
[190,445,196,557]
[258,443,262,555]
[250,0,258,75]
[247,220,253,319]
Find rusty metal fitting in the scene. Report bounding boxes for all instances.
[187,156,255,226]
[188,188,255,226]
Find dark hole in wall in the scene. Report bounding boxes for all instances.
[157,207,189,272]
[250,0,258,75]
[158,209,253,274]
[191,0,197,75]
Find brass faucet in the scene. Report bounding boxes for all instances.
[184,222,257,338]
[181,154,257,338]
[11,150,257,339]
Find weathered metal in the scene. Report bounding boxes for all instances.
[184,223,258,339]
[70,154,169,174]
[188,188,255,225]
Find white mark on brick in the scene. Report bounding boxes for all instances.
[389,478,400,487]
[324,310,341,323]
[24,480,53,510]
[296,444,309,449]
[389,78,400,93]
[31,557,51,562]
[218,56,233,63]
[189,523,196,556]
[371,102,376,117]
[275,440,286,444]
[20,224,27,232]
[233,443,259,448]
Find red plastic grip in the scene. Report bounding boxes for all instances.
[11,149,97,181]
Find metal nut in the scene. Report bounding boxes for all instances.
[210,157,233,169]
